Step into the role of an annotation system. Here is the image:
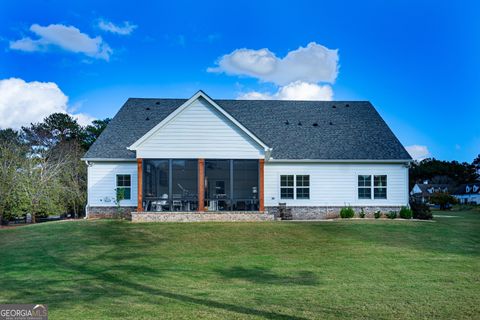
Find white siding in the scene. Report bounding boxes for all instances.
[87,162,137,207]
[136,98,265,159]
[264,162,409,207]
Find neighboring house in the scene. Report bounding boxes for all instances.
[410,183,449,204]
[453,184,480,204]
[82,91,412,221]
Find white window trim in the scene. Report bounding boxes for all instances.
[279,174,310,200]
[116,174,132,201]
[357,174,388,201]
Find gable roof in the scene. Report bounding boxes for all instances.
[412,184,449,197]
[453,184,480,195]
[128,91,269,151]
[83,94,412,161]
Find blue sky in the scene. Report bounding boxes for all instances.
[0,0,478,162]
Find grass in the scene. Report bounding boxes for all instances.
[0,209,479,319]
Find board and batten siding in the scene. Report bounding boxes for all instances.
[87,162,138,207]
[135,98,265,159]
[264,162,409,207]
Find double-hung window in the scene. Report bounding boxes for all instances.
[280,175,294,199]
[374,175,387,199]
[358,175,372,199]
[116,174,131,200]
[280,175,310,199]
[358,175,387,199]
[296,175,310,199]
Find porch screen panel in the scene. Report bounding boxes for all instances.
[205,160,231,210]
[232,160,259,210]
[172,160,198,199]
[143,159,169,198]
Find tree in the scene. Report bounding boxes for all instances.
[18,153,67,223]
[0,130,27,223]
[429,192,458,210]
[409,158,479,189]
[81,118,111,149]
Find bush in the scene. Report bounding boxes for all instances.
[399,207,413,219]
[359,208,366,218]
[374,210,381,219]
[340,206,355,218]
[387,211,397,219]
[410,201,433,220]
[429,192,458,210]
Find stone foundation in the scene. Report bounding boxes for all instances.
[132,212,275,222]
[87,206,135,220]
[265,206,404,220]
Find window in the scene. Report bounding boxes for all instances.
[296,175,310,199]
[280,175,294,199]
[280,175,310,199]
[358,175,387,200]
[374,175,387,199]
[358,175,371,199]
[116,174,131,200]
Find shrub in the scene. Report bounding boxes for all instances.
[399,207,413,219]
[387,211,397,219]
[359,208,366,218]
[410,201,433,220]
[429,192,458,210]
[374,210,381,219]
[340,206,355,218]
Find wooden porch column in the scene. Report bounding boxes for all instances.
[259,159,265,212]
[198,159,205,211]
[137,158,143,212]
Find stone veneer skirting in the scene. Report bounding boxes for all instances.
[265,206,404,220]
[132,212,275,222]
[88,206,135,220]
[89,206,404,221]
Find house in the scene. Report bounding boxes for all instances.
[410,182,449,204]
[82,91,412,221]
[453,184,480,204]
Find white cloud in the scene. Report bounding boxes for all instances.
[9,24,112,61]
[0,78,94,129]
[208,42,338,85]
[406,145,431,161]
[238,81,333,101]
[98,19,137,35]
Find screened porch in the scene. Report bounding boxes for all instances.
[140,159,261,212]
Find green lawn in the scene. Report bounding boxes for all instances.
[1,209,479,319]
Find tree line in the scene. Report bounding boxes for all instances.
[0,113,110,223]
[409,156,479,190]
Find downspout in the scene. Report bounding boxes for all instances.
[84,160,91,219]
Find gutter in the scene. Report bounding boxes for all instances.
[267,159,413,164]
[81,158,137,162]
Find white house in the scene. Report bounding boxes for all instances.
[82,91,412,221]
[453,184,480,204]
[410,182,449,204]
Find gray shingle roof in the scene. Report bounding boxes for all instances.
[83,97,411,160]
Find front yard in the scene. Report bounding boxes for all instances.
[0,209,479,319]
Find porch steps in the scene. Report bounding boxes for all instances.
[131,211,274,222]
